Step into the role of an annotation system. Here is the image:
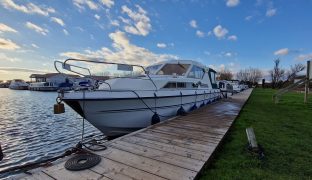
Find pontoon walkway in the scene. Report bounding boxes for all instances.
[20,88,253,180]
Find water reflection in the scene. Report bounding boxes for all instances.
[0,88,100,177]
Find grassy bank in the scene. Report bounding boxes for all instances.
[200,88,312,179]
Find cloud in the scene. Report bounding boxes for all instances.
[94,14,100,20]
[63,29,69,35]
[73,0,99,11]
[296,53,312,61]
[0,67,52,73]
[121,5,151,36]
[157,43,167,48]
[51,17,65,27]
[245,16,252,21]
[274,48,289,56]
[213,25,228,39]
[196,30,205,38]
[31,43,39,48]
[0,23,17,33]
[189,20,197,28]
[100,0,114,8]
[228,35,237,41]
[0,53,20,62]
[266,8,276,17]
[60,30,178,66]
[226,0,240,7]
[1,0,55,16]
[0,38,20,50]
[110,20,120,27]
[25,22,49,36]
[224,52,232,57]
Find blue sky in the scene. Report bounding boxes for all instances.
[0,0,312,80]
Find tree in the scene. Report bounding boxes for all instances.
[236,67,262,84]
[285,63,305,82]
[269,59,285,88]
[218,69,233,80]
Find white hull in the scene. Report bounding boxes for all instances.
[64,89,221,137]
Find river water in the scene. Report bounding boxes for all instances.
[0,88,101,178]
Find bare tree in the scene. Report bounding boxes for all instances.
[236,67,262,84]
[285,63,305,82]
[269,59,285,88]
[218,69,233,80]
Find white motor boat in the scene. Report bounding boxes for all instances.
[29,82,59,91]
[9,79,29,90]
[55,59,221,137]
[218,80,233,92]
[228,80,242,92]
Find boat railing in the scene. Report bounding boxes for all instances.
[54,58,158,91]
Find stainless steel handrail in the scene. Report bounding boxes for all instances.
[54,58,158,91]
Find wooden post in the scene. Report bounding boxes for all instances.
[246,127,258,150]
[304,61,310,103]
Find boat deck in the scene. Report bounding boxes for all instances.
[20,88,253,180]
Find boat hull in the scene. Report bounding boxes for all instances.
[63,90,221,137]
[9,86,29,90]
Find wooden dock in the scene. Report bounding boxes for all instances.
[20,89,253,180]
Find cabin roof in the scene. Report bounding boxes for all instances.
[148,59,218,73]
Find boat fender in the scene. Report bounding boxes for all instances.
[54,97,65,114]
[177,106,187,116]
[151,113,160,125]
[190,104,197,111]
[0,143,3,161]
[200,102,205,107]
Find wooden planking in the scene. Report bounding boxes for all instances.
[41,162,103,180]
[96,147,197,180]
[91,157,166,180]
[20,171,55,180]
[136,130,217,152]
[150,126,225,140]
[149,128,221,144]
[21,89,253,180]
[120,135,209,161]
[107,140,205,172]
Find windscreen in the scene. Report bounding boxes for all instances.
[157,64,190,76]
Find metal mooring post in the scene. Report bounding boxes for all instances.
[304,60,311,103]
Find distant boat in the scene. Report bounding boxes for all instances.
[9,79,29,90]
[29,82,59,91]
[29,73,77,91]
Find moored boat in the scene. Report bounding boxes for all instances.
[56,59,221,137]
[9,79,29,90]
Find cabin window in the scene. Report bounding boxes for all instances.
[163,82,187,88]
[163,82,176,88]
[188,66,204,79]
[146,64,162,75]
[210,72,216,83]
[177,82,186,88]
[157,64,190,76]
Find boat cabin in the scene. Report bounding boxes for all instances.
[146,60,218,89]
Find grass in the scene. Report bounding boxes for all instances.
[200,88,312,180]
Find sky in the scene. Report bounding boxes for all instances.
[0,0,312,80]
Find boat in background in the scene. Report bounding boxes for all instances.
[9,79,29,90]
[29,82,60,91]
